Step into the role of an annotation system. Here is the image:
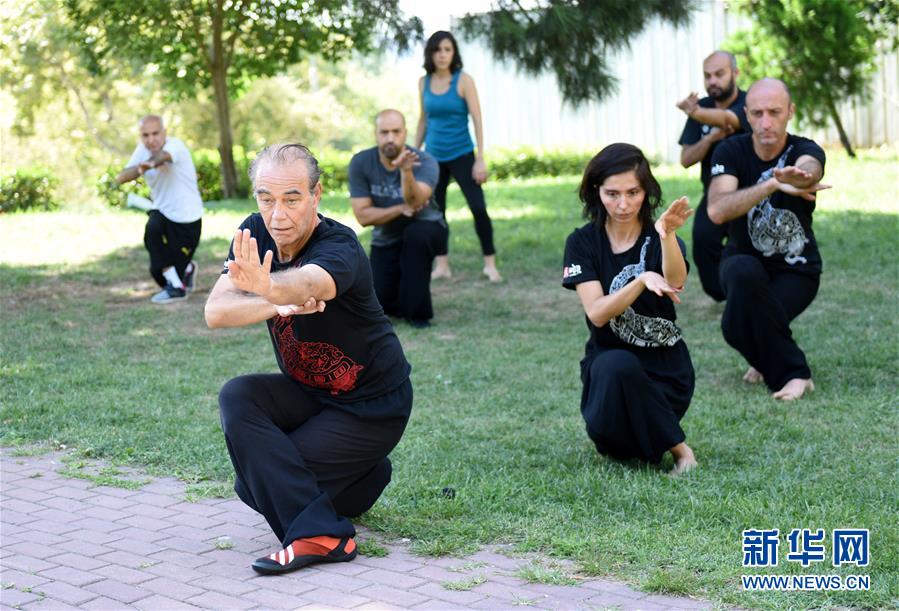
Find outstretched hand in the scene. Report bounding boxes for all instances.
[227,228,274,297]
[640,271,682,304]
[654,196,692,239]
[391,149,421,172]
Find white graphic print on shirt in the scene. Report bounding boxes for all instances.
[608,237,683,348]
[747,145,809,265]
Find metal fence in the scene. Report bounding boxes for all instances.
[456,2,898,162]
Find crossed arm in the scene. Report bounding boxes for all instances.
[350,156,434,227]
[575,198,692,328]
[707,155,828,224]
[204,229,335,328]
[115,150,173,184]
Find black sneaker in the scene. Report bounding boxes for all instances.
[151,283,187,304]
[183,262,196,292]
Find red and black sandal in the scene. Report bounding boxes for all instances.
[251,535,357,575]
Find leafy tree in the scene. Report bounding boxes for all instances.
[458,0,695,106]
[726,0,899,157]
[0,0,138,156]
[64,0,422,198]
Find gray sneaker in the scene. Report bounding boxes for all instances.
[183,262,196,292]
[151,283,187,304]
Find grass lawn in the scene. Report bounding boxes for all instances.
[1,149,896,609]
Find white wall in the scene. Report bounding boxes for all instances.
[449,1,898,162]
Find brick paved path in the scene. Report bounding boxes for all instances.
[1,448,715,610]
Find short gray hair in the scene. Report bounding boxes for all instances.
[248,143,322,191]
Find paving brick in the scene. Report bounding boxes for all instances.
[145,549,215,569]
[38,566,104,587]
[138,480,185,496]
[131,594,202,609]
[128,491,181,508]
[40,496,93,512]
[525,582,594,601]
[62,528,121,545]
[315,559,373,577]
[411,581,487,606]
[301,587,373,609]
[144,561,207,582]
[83,579,154,604]
[190,575,256,597]
[84,494,136,510]
[53,539,116,558]
[111,525,171,543]
[355,584,430,607]
[184,590,257,609]
[30,580,98,606]
[32,507,86,525]
[2,486,53,503]
[242,588,315,609]
[81,594,146,609]
[0,509,37,526]
[0,588,42,607]
[0,568,50,590]
[2,498,48,515]
[167,501,226,518]
[20,597,84,610]
[161,524,219,542]
[138,576,205,599]
[471,579,528,601]
[68,516,129,534]
[359,567,428,589]
[2,553,56,573]
[641,594,712,609]
[120,515,176,531]
[89,485,140,499]
[582,579,648,600]
[96,549,153,569]
[50,485,97,501]
[410,563,467,582]
[77,504,131,522]
[93,563,157,585]
[104,537,166,556]
[168,511,225,530]
[53,552,110,571]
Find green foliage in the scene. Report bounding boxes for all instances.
[489,148,595,181]
[726,0,894,128]
[459,0,695,106]
[0,168,60,213]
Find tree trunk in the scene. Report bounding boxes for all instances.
[210,2,238,199]
[212,67,239,199]
[824,93,856,158]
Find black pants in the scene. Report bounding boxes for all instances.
[719,254,819,391]
[581,349,693,464]
[692,197,728,302]
[370,220,447,322]
[144,210,201,288]
[434,152,496,256]
[218,374,410,546]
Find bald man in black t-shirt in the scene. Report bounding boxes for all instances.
[205,143,412,575]
[708,78,829,402]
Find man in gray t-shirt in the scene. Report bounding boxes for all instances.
[348,109,448,328]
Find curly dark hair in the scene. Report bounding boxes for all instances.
[578,143,661,228]
[423,31,463,75]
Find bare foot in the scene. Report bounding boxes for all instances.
[482,267,503,283]
[743,366,763,384]
[431,256,452,280]
[669,442,698,476]
[772,378,815,401]
[431,267,452,280]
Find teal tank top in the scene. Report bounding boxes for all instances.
[423,71,474,162]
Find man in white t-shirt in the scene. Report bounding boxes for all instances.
[117,115,203,304]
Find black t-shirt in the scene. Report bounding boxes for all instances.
[678,90,751,196]
[711,133,826,276]
[224,214,411,415]
[562,223,688,352]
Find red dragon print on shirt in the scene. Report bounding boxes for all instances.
[271,316,364,395]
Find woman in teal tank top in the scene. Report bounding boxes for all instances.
[415,31,501,283]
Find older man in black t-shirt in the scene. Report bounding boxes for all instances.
[708,78,829,401]
[205,143,412,575]
[677,50,751,302]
